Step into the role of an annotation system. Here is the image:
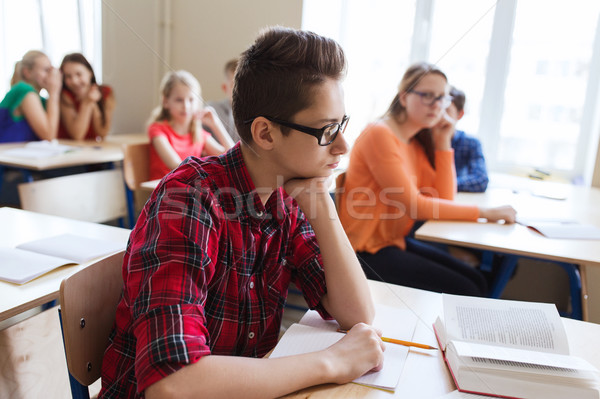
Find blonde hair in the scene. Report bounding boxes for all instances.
[148,70,203,135]
[11,50,47,86]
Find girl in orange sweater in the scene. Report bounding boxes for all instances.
[338,63,515,296]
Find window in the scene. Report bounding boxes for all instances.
[302,0,600,184]
[0,0,102,96]
[497,0,600,177]
[302,0,416,146]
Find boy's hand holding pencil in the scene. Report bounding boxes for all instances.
[337,328,437,350]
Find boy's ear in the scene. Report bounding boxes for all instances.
[457,109,465,121]
[250,117,276,151]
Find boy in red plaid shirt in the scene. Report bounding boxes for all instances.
[100,26,384,399]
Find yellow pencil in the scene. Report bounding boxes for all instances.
[337,329,437,350]
[380,337,437,350]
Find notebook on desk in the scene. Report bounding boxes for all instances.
[1,140,79,159]
[517,217,600,240]
[270,304,419,392]
[0,233,126,284]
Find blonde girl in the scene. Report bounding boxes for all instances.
[147,70,234,180]
[0,50,62,142]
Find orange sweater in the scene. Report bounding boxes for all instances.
[338,122,479,253]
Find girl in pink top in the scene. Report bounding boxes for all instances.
[148,70,234,180]
[339,63,515,296]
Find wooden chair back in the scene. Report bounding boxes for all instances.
[122,143,150,191]
[59,250,125,387]
[18,169,127,223]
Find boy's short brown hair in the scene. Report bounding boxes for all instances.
[450,86,466,112]
[232,26,347,143]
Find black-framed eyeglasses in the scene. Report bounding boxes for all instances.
[244,115,349,146]
[409,90,453,109]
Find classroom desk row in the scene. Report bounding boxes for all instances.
[0,133,147,173]
[2,207,600,397]
[0,207,132,322]
[0,134,149,227]
[415,172,600,322]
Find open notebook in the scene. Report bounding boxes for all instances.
[0,233,126,284]
[1,140,79,159]
[270,304,419,392]
[517,217,600,240]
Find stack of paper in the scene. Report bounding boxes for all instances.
[270,304,419,392]
[1,140,79,159]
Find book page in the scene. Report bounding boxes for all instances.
[270,323,409,391]
[0,248,75,284]
[16,233,126,263]
[441,294,569,354]
[450,340,598,375]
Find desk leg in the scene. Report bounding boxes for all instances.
[19,168,33,183]
[579,263,600,323]
[580,264,592,322]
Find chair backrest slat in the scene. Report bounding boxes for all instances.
[59,250,125,387]
[122,143,150,191]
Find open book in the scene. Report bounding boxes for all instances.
[270,304,418,392]
[0,233,126,284]
[433,294,600,399]
[517,217,600,240]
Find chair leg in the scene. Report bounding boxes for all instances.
[125,185,135,228]
[556,263,582,320]
[479,250,495,273]
[58,308,91,399]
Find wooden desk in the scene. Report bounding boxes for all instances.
[282,279,600,398]
[140,178,160,193]
[0,140,124,171]
[0,207,131,322]
[0,208,129,398]
[105,132,149,145]
[415,173,600,321]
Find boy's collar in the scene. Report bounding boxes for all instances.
[221,144,289,224]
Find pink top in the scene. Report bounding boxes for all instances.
[148,121,211,180]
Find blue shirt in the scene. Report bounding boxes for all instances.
[451,129,489,192]
[0,81,45,143]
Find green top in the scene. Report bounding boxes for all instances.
[0,81,46,122]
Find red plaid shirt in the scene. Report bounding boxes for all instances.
[99,143,330,398]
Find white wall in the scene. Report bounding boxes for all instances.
[102,0,303,134]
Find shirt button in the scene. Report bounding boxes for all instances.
[248,331,255,339]
[249,281,254,289]
[256,211,264,217]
